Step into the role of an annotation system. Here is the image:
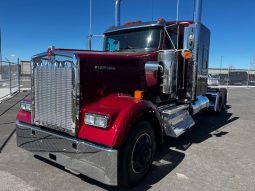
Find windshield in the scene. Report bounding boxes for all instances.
[104,27,162,52]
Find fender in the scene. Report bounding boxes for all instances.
[16,98,32,124]
[78,94,162,148]
[16,110,32,124]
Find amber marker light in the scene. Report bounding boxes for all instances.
[124,20,142,26]
[157,18,165,23]
[183,50,191,60]
[134,90,143,100]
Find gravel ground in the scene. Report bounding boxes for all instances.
[0,88,255,191]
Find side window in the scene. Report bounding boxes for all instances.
[107,38,120,52]
[170,33,177,48]
[163,30,177,49]
[202,47,209,69]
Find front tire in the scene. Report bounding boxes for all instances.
[119,120,156,187]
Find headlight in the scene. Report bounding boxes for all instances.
[84,113,109,129]
[20,101,31,112]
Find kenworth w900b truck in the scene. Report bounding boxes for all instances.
[16,0,227,186]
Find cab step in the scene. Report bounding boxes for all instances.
[160,105,195,138]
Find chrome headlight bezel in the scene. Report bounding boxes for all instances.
[20,101,32,112]
[84,113,109,129]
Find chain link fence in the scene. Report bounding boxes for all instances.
[1,58,254,101]
[208,68,255,86]
[0,60,20,100]
[19,61,31,91]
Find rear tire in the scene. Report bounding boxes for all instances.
[119,120,156,187]
[217,96,223,113]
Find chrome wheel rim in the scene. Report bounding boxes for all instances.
[131,133,153,174]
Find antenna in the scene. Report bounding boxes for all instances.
[87,0,92,50]
[176,0,180,22]
[151,0,154,21]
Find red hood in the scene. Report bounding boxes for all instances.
[73,51,158,107]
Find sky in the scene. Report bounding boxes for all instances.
[0,0,255,69]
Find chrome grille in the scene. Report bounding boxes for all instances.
[32,52,79,135]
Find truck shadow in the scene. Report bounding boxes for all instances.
[97,105,239,190]
[168,105,239,151]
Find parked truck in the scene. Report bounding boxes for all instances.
[16,0,227,186]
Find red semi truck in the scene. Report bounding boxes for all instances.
[16,0,227,186]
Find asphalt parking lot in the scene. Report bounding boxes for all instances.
[0,88,255,191]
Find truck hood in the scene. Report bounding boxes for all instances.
[74,51,158,107]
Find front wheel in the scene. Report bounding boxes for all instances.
[119,120,156,187]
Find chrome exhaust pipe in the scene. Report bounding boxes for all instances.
[115,0,122,27]
[191,95,209,115]
[190,0,203,100]
[194,0,202,23]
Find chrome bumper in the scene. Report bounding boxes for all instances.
[16,121,118,185]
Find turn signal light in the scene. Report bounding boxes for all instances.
[134,90,143,100]
[182,50,191,60]
[157,18,166,23]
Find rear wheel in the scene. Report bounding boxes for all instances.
[217,96,223,112]
[119,120,156,187]
[220,89,227,111]
[217,91,227,113]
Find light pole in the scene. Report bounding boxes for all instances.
[227,66,229,88]
[220,56,222,75]
[227,65,233,89]
[220,56,222,85]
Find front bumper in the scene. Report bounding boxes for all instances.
[16,121,118,185]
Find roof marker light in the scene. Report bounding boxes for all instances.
[124,20,142,26]
[47,46,55,62]
[157,18,166,23]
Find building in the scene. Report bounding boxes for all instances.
[208,68,255,85]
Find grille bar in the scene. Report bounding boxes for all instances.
[32,52,79,135]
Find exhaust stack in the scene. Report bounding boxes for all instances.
[115,0,122,27]
[183,0,208,101]
[194,0,202,23]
